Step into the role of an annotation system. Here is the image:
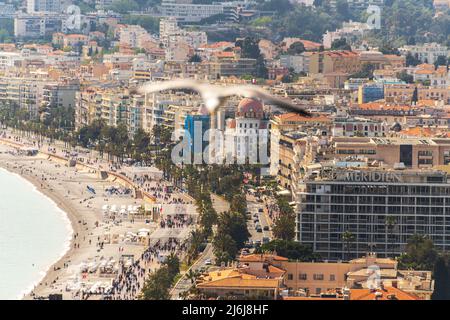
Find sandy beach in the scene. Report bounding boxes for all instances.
[0,131,197,300]
[0,142,155,299]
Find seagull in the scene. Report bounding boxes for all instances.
[139,79,311,117]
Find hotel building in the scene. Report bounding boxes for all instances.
[295,166,450,260]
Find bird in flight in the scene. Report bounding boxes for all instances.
[139,79,311,117]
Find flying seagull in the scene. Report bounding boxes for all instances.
[139,79,311,117]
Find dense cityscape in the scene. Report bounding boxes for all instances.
[0,0,449,304]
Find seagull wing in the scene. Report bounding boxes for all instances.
[223,85,311,117]
[139,79,208,95]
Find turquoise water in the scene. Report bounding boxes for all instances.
[0,168,73,299]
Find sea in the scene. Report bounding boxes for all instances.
[0,167,73,299]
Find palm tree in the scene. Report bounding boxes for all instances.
[187,229,204,264]
[186,269,200,284]
[385,215,397,257]
[342,230,355,261]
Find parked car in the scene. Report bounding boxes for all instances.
[256,226,263,233]
[263,226,270,231]
[204,259,212,266]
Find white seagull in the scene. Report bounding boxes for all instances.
[139,79,311,117]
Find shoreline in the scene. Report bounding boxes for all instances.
[16,170,75,300]
[0,157,84,300]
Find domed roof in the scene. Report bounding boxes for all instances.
[237,98,264,118]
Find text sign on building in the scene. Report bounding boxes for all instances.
[332,171,401,183]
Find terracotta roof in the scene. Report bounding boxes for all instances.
[198,276,280,289]
[350,287,421,300]
[400,127,450,138]
[275,112,330,122]
[281,296,341,300]
[358,102,412,111]
[200,41,234,49]
[282,287,421,300]
[213,51,235,58]
[417,63,435,70]
[324,50,359,58]
[239,254,288,262]
[298,40,322,50]
[415,69,434,75]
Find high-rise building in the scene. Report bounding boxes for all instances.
[27,0,63,13]
[184,114,210,161]
[295,165,450,261]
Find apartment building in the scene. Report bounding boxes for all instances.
[160,18,207,49]
[328,0,384,10]
[323,21,371,49]
[14,13,66,39]
[309,51,361,75]
[358,82,385,104]
[208,57,257,78]
[332,116,387,137]
[159,0,241,23]
[270,112,331,181]
[412,64,449,88]
[27,0,63,13]
[0,52,23,69]
[52,33,89,48]
[384,84,450,104]
[0,2,15,17]
[117,25,156,49]
[399,43,449,64]
[0,74,78,119]
[279,53,311,74]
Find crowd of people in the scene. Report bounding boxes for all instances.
[103,237,187,300]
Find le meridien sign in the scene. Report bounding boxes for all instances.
[332,171,402,183]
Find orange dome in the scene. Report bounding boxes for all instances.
[237,98,264,118]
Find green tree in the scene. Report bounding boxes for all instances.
[164,252,180,279]
[412,86,419,104]
[385,215,397,257]
[331,38,351,51]
[257,239,320,261]
[434,55,448,68]
[287,42,305,55]
[213,233,237,265]
[350,63,377,80]
[109,0,139,13]
[397,71,414,84]
[141,267,172,300]
[342,230,355,260]
[379,43,400,55]
[188,54,202,63]
[398,234,439,270]
[406,52,421,67]
[431,257,450,300]
[272,213,295,241]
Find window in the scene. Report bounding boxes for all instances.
[287,274,293,280]
[299,273,307,281]
[313,274,324,281]
[330,274,336,281]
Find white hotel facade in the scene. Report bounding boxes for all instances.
[295,166,450,261]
